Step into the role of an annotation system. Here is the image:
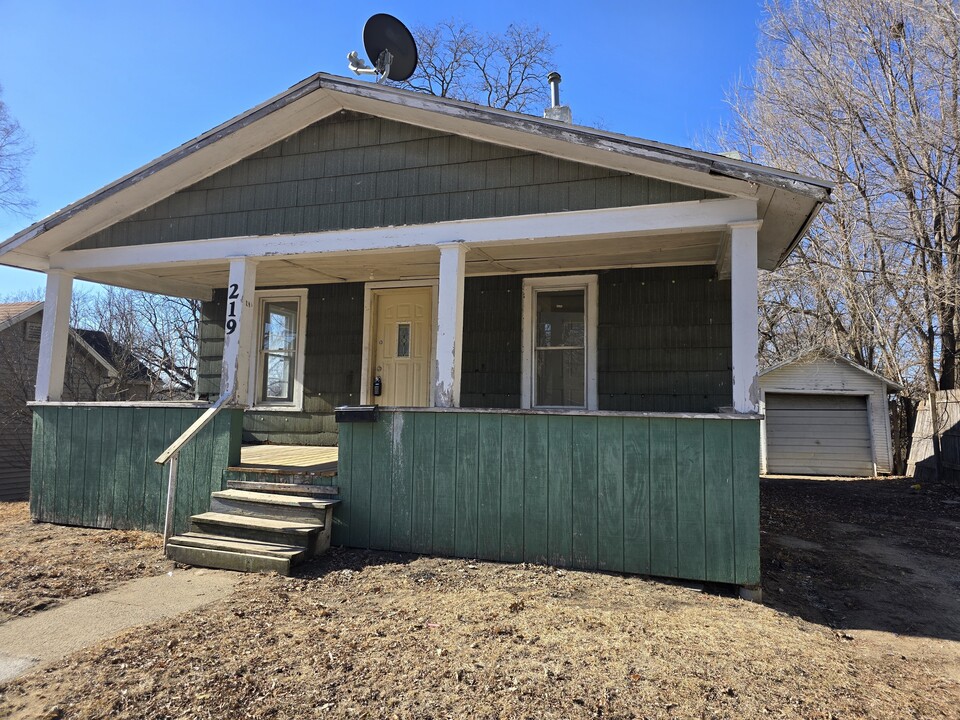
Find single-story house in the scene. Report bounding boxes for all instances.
[0,73,830,591]
[0,301,149,500]
[759,351,902,476]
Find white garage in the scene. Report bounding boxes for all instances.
[759,352,902,476]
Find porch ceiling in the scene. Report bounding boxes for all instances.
[77,229,726,295]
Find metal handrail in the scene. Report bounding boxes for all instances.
[155,392,234,548]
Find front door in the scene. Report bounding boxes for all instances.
[371,287,433,406]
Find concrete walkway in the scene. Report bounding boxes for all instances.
[0,569,239,683]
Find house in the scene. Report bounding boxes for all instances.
[0,301,145,500]
[759,351,902,477]
[0,73,830,591]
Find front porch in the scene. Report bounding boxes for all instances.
[238,444,338,474]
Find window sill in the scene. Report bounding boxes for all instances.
[248,403,303,413]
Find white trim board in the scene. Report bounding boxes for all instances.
[50,199,761,274]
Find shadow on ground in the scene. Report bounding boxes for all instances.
[761,475,960,644]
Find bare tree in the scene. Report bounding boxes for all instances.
[0,84,33,215]
[397,20,556,113]
[91,287,200,398]
[721,0,960,393]
[716,0,960,472]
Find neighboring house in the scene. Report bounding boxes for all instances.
[0,73,830,591]
[0,302,140,500]
[759,351,902,477]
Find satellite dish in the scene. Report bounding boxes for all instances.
[347,14,418,83]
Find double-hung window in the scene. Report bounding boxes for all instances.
[522,275,598,410]
[253,289,307,410]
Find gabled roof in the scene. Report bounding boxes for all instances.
[0,301,42,331]
[0,301,150,380]
[0,73,831,275]
[760,349,903,392]
[73,329,151,381]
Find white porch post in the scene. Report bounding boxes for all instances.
[730,221,761,413]
[35,270,74,402]
[220,258,258,405]
[434,242,467,407]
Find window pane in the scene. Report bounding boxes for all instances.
[262,301,298,352]
[263,352,294,401]
[536,348,585,407]
[259,298,299,404]
[536,290,584,348]
[397,323,411,358]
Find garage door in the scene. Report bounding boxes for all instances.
[764,393,874,476]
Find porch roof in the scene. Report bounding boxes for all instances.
[0,73,831,293]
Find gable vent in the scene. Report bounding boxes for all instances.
[24,321,42,343]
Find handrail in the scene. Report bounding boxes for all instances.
[156,392,234,548]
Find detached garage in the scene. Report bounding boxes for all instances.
[759,352,902,476]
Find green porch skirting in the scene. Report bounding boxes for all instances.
[336,410,760,586]
[30,405,242,535]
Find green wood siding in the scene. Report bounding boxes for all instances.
[336,410,760,586]
[460,275,523,408]
[70,112,720,251]
[599,266,732,412]
[30,405,242,534]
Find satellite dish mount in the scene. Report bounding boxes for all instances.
[347,14,418,84]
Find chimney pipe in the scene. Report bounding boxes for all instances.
[548,71,562,107]
[543,70,572,123]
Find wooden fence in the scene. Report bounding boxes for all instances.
[336,409,760,586]
[907,390,960,485]
[30,404,243,534]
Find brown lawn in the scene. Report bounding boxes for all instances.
[0,475,958,719]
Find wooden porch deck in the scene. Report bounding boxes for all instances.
[238,445,338,474]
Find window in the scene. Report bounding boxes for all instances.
[254,290,307,409]
[522,275,598,410]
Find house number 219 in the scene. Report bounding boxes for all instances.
[225,283,240,335]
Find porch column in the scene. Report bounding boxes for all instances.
[729,221,761,413]
[434,242,467,407]
[35,270,74,402]
[220,258,258,406]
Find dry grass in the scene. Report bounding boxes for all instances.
[0,476,958,719]
[0,503,170,622]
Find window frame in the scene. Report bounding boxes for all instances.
[250,288,308,412]
[521,275,598,411]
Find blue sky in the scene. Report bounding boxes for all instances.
[0,1,763,295]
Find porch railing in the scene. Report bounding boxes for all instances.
[155,392,233,548]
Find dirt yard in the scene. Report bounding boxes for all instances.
[0,475,958,719]
[0,503,171,623]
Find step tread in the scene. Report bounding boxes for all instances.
[227,466,337,478]
[226,480,339,496]
[192,511,322,534]
[166,544,293,575]
[168,532,307,559]
[211,489,340,509]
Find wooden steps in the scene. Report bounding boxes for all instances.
[225,480,338,497]
[166,487,340,575]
